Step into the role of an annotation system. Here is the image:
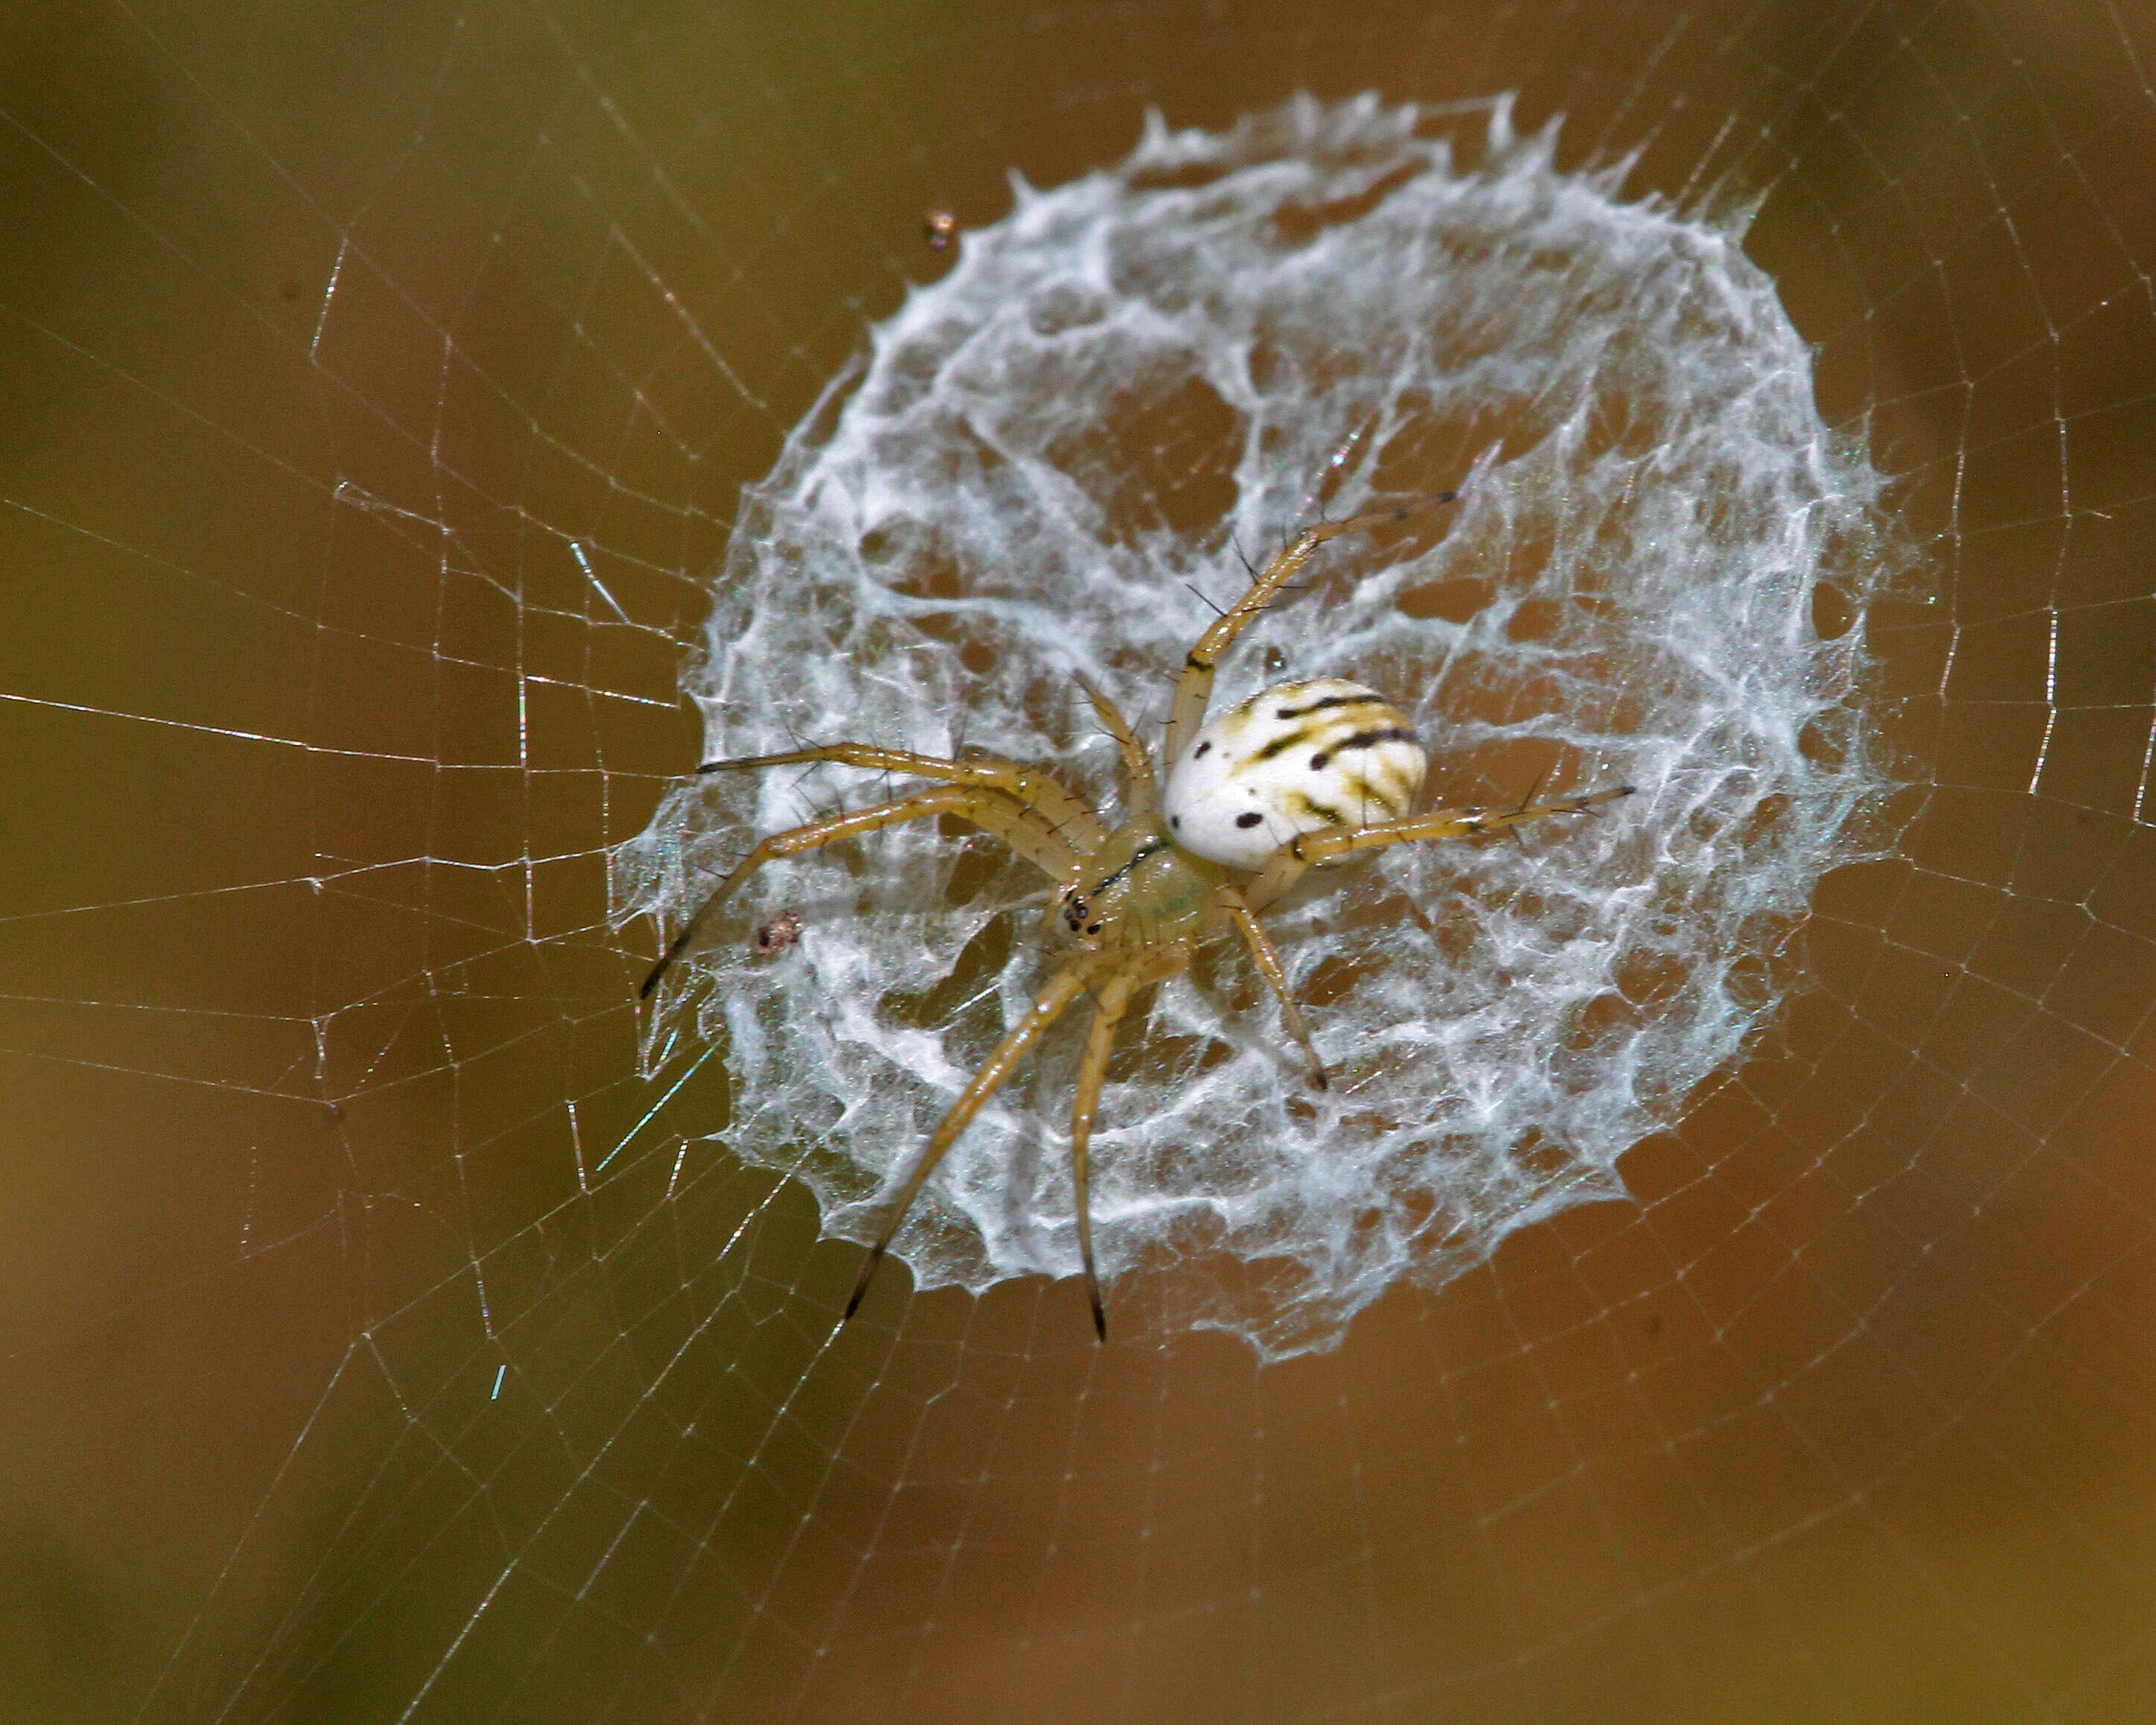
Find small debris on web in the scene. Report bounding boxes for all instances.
[754,910,804,955]
[924,210,958,251]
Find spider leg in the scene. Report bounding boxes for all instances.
[1216,890,1330,1090]
[843,962,1095,1324]
[1236,783,1637,915]
[700,743,1104,852]
[1073,672,1160,822]
[1064,942,1187,1330]
[641,785,1081,997]
[1068,968,1138,1342]
[1162,493,1456,766]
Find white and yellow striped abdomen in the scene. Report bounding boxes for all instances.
[1163,678,1428,870]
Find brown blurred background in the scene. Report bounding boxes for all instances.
[1,0,2152,1720]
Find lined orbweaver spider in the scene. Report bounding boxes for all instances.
[641,497,1633,1339]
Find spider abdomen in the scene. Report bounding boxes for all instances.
[1162,677,1428,870]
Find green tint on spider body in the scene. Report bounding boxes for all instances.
[1052,817,1234,950]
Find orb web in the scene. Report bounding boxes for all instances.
[612,93,1900,1358]
[13,1,2156,1718]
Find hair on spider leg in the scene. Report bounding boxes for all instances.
[1506,764,1555,853]
[1182,581,1230,619]
[1189,578,1310,629]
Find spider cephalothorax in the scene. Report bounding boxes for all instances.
[641,500,1632,1339]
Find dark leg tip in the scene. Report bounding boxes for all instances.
[1090,1300,1108,1344]
[843,1245,886,1324]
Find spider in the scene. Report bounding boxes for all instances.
[641,496,1633,1339]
